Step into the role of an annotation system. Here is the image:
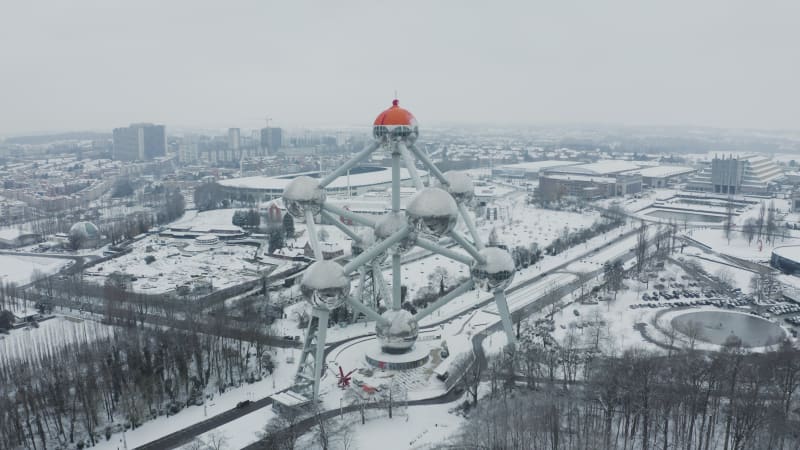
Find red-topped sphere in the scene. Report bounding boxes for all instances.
[373,99,419,142]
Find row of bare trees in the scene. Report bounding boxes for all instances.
[453,337,800,450]
[0,315,274,450]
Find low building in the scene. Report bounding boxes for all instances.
[491,160,581,180]
[216,166,425,202]
[772,245,800,275]
[638,166,696,188]
[537,160,644,202]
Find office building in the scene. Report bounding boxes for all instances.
[112,123,167,161]
[686,154,783,195]
[260,127,282,154]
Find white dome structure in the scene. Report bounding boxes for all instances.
[375,212,417,254]
[67,221,101,248]
[406,187,459,239]
[300,261,351,310]
[375,309,419,353]
[471,247,516,291]
[69,221,100,240]
[282,176,326,219]
[441,171,474,202]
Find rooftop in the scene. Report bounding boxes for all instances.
[218,166,424,191]
[636,166,696,178]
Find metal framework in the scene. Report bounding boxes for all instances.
[282,101,517,404]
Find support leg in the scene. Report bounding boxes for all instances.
[312,308,329,402]
[493,290,516,345]
[305,210,323,260]
[392,253,402,310]
[398,142,424,190]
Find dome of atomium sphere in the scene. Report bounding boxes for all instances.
[372,99,419,143]
[441,171,475,202]
[406,187,459,239]
[282,175,326,218]
[375,309,419,353]
[300,261,351,310]
[471,247,516,291]
[375,212,417,255]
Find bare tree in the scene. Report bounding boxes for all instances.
[635,221,648,274]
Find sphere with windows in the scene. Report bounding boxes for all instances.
[471,247,515,291]
[300,261,351,310]
[376,309,419,354]
[441,171,474,202]
[406,187,459,239]
[282,176,326,219]
[375,212,417,255]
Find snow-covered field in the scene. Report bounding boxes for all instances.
[0,253,69,285]
[686,227,800,262]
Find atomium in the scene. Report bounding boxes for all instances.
[375,309,419,353]
[375,212,417,254]
[406,187,459,239]
[441,171,475,202]
[282,176,326,218]
[300,261,351,310]
[471,247,516,291]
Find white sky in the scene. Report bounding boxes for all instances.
[1,0,798,134]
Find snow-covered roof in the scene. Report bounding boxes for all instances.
[542,174,617,184]
[773,245,800,263]
[636,166,696,178]
[548,160,643,176]
[270,391,311,407]
[496,160,581,173]
[218,166,425,191]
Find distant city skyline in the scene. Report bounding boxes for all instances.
[1,1,799,134]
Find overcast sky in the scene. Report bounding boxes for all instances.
[1,0,798,135]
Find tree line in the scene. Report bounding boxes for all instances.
[451,335,800,450]
[0,312,276,450]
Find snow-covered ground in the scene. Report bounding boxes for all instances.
[0,253,70,285]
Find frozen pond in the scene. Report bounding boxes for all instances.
[644,209,725,223]
[671,310,786,347]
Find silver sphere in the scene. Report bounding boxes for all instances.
[282,176,326,218]
[300,261,351,310]
[406,187,459,239]
[471,247,515,291]
[376,309,419,354]
[375,212,417,254]
[441,171,474,202]
[351,228,375,258]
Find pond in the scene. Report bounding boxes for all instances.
[644,209,726,223]
[671,310,786,348]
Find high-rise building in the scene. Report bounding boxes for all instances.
[112,123,167,161]
[228,128,241,152]
[260,127,282,154]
